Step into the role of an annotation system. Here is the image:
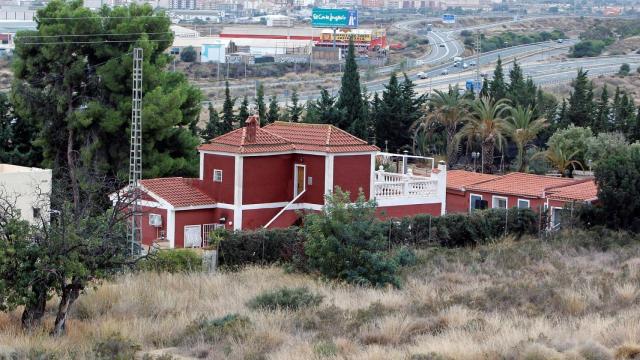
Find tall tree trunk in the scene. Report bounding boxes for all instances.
[481,140,495,174]
[21,284,47,329]
[516,143,525,172]
[67,86,80,211]
[51,281,81,337]
[445,127,458,168]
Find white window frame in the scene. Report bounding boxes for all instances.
[184,225,203,248]
[517,199,530,209]
[213,169,223,182]
[492,195,508,209]
[551,207,563,227]
[469,193,483,212]
[293,164,306,197]
[149,213,162,227]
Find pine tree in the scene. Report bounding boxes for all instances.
[618,92,636,134]
[336,38,366,139]
[567,68,593,127]
[480,78,489,98]
[287,90,303,122]
[375,73,405,151]
[556,99,570,129]
[630,106,640,142]
[0,92,40,166]
[593,85,610,134]
[304,89,343,125]
[255,83,267,126]
[267,95,279,123]
[221,81,235,133]
[400,73,425,144]
[201,104,220,141]
[489,56,506,101]
[237,96,250,124]
[507,59,525,104]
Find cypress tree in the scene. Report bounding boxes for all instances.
[221,81,235,133]
[201,104,220,142]
[400,73,425,144]
[630,106,640,142]
[287,89,303,122]
[593,85,609,134]
[375,73,405,151]
[507,59,525,104]
[567,68,593,127]
[255,83,267,126]
[238,96,250,123]
[267,95,279,123]
[336,38,367,139]
[480,77,489,98]
[489,56,506,101]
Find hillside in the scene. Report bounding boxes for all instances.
[1,231,640,359]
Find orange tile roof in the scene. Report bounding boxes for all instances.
[140,177,216,208]
[547,179,598,202]
[465,172,581,198]
[198,121,379,154]
[447,170,500,191]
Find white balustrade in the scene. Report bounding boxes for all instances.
[374,169,438,199]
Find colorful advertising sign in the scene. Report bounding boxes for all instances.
[312,8,358,28]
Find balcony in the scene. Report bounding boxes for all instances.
[373,152,446,212]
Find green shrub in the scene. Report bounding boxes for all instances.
[93,333,141,360]
[303,188,401,287]
[394,246,417,267]
[137,249,202,273]
[182,314,251,344]
[247,287,323,311]
[218,228,305,268]
[313,340,338,357]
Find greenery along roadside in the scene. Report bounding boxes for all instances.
[460,30,565,52]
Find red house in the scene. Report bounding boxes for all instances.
[446,170,499,213]
[124,116,447,249]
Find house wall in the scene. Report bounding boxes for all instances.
[333,154,372,201]
[466,191,545,211]
[201,153,235,204]
[446,189,468,213]
[140,205,167,246]
[173,208,219,248]
[243,153,326,205]
[0,167,52,224]
[377,203,442,219]
[243,154,294,204]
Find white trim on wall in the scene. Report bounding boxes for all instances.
[199,150,378,158]
[517,198,530,209]
[233,155,243,230]
[199,151,204,180]
[166,210,176,248]
[324,154,334,197]
[376,197,442,207]
[369,153,375,200]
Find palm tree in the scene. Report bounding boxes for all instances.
[505,106,548,172]
[533,145,583,177]
[455,97,511,173]
[413,87,468,167]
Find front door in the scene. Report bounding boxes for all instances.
[294,164,306,196]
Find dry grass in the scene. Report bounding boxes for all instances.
[3,232,640,359]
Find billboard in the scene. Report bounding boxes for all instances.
[312,8,358,28]
[442,14,455,24]
[320,31,372,43]
[201,43,226,63]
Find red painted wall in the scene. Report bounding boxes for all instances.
[333,154,372,201]
[243,154,326,205]
[140,205,167,246]
[243,154,293,204]
[202,153,235,204]
[173,208,218,248]
[242,208,299,229]
[465,191,546,212]
[446,189,468,214]
[377,203,442,219]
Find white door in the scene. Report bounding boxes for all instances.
[184,225,202,248]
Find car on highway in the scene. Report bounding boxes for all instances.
[480,72,488,78]
[417,71,429,79]
[439,44,445,47]
[557,38,564,43]
[469,61,476,66]
[440,69,449,75]
[462,63,469,69]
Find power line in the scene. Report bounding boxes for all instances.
[17,38,172,45]
[36,15,171,20]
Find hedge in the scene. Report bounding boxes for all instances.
[215,208,538,268]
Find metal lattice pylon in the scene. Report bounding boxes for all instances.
[128,48,143,256]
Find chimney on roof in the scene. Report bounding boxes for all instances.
[245,114,259,143]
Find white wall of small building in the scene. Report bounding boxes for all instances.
[0,164,51,224]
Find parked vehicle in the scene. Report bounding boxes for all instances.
[417,71,428,79]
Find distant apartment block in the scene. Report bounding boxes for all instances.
[0,164,51,224]
[170,0,197,10]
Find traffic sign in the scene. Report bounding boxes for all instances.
[312,8,358,28]
[442,14,455,24]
